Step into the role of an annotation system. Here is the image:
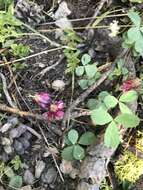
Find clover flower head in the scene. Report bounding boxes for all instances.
[43,100,64,121]
[34,92,51,108]
[109,20,120,37]
[120,79,141,92]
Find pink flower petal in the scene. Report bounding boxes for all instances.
[34,92,51,108]
[55,100,64,110]
[55,111,64,120]
[120,79,141,92]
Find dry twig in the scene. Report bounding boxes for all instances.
[0,103,43,120]
[37,55,65,77]
[0,73,16,108]
[0,47,65,67]
[86,0,108,28]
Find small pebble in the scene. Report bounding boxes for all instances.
[0,123,12,133]
[35,160,46,178]
[8,117,19,126]
[24,170,34,185]
[4,145,13,154]
[17,124,27,137]
[13,140,24,155]
[51,80,65,91]
[9,124,27,139]
[41,167,57,184]
[19,137,30,149]
[9,128,19,139]
[1,137,12,146]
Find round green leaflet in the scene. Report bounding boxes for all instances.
[68,129,79,145]
[73,145,85,160]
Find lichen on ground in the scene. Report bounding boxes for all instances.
[115,150,143,183]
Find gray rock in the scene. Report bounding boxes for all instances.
[8,117,19,126]
[9,128,19,139]
[4,145,13,154]
[41,167,57,184]
[35,160,46,178]
[24,170,34,185]
[19,137,30,149]
[0,123,12,133]
[17,124,27,137]
[13,140,24,154]
[9,124,27,139]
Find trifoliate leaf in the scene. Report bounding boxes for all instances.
[91,106,113,125]
[104,121,120,148]
[79,132,96,145]
[115,113,140,128]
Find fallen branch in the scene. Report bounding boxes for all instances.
[0,103,43,120]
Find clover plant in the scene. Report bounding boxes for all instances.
[62,129,96,160]
[75,54,101,89]
[123,10,143,56]
[88,90,140,148]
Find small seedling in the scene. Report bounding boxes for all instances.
[0,4,21,46]
[109,59,128,80]
[62,129,96,161]
[10,155,22,171]
[63,29,82,73]
[11,43,30,58]
[75,54,101,90]
[0,157,23,189]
